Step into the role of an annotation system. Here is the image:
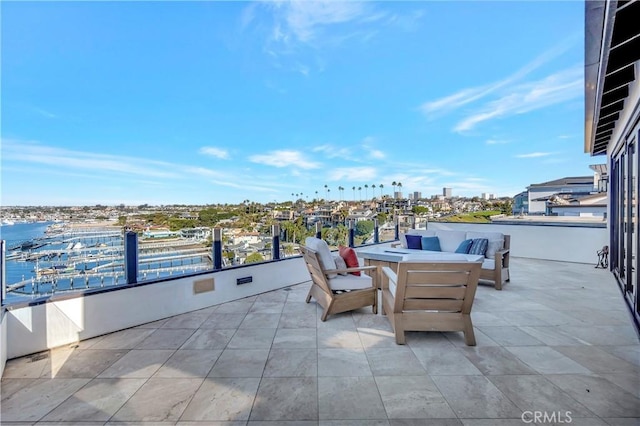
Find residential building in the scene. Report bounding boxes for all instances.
[585,0,639,327]
[512,191,529,215]
[526,176,597,214]
[547,192,608,217]
[443,187,452,198]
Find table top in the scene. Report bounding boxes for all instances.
[357,245,484,263]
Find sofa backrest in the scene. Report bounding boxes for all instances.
[398,229,510,258]
[434,230,467,252]
[399,229,436,248]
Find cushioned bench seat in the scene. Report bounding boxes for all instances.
[396,229,511,290]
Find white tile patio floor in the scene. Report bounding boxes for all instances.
[1,257,639,425]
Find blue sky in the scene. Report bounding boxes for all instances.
[1,1,591,206]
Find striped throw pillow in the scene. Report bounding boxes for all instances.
[468,238,489,256]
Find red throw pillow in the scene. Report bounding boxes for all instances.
[338,246,361,276]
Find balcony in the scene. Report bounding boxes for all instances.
[1,223,639,423]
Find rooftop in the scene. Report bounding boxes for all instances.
[2,257,638,424]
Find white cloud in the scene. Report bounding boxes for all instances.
[420,86,491,116]
[360,137,385,159]
[312,144,351,159]
[184,166,226,178]
[486,139,510,145]
[369,149,385,159]
[420,35,582,125]
[211,180,278,192]
[328,166,377,181]
[454,67,583,133]
[199,146,230,160]
[515,152,552,158]
[278,1,375,44]
[33,107,57,119]
[3,139,181,179]
[249,149,321,169]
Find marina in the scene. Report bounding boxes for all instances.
[1,222,213,301]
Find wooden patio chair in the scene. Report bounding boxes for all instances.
[300,240,378,321]
[381,261,482,345]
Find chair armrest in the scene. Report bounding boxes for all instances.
[493,248,510,267]
[330,266,376,274]
[381,266,397,287]
[390,242,401,248]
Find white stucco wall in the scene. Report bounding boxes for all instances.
[5,256,310,359]
[426,222,607,264]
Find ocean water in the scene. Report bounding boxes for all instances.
[1,222,53,288]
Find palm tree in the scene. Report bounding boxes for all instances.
[358,186,362,200]
[315,190,318,201]
[364,184,369,200]
[327,188,331,200]
[379,184,384,198]
[397,182,403,198]
[352,186,356,201]
[372,184,376,199]
[392,181,397,198]
[324,184,328,200]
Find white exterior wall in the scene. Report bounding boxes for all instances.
[0,311,6,377]
[551,206,607,217]
[426,222,607,264]
[5,256,310,359]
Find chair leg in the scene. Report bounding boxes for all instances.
[462,316,476,346]
[372,291,378,314]
[305,286,313,303]
[394,317,406,345]
[320,309,329,322]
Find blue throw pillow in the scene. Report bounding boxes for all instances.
[468,238,489,256]
[455,239,473,254]
[421,236,441,251]
[405,234,422,249]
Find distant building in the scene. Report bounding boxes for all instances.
[512,191,529,215]
[443,187,452,198]
[180,227,210,240]
[413,191,421,200]
[527,176,596,215]
[547,193,607,217]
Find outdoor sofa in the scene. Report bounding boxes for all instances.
[394,229,510,290]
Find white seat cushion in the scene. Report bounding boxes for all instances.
[482,259,495,270]
[305,237,337,278]
[434,230,467,253]
[328,274,373,291]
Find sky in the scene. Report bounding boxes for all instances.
[1,1,593,206]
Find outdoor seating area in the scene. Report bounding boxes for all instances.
[1,257,639,424]
[395,229,511,290]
